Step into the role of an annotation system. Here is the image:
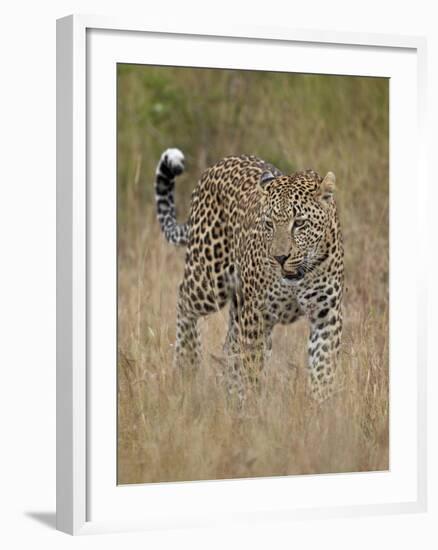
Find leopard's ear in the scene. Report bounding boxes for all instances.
[257,170,275,194]
[317,171,336,203]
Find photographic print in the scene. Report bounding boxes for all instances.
[117,65,389,484]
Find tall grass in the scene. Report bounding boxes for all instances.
[117,66,389,484]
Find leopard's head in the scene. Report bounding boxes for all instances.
[258,169,337,283]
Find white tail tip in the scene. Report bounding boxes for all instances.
[162,148,185,174]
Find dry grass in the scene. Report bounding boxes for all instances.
[117,67,389,484]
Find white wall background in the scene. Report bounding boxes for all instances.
[0,1,436,547]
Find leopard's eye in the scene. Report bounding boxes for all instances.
[264,218,274,231]
[293,218,307,230]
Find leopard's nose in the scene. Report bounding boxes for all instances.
[274,254,289,267]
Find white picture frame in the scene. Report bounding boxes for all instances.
[56,14,428,535]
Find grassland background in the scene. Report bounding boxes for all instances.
[117,65,389,484]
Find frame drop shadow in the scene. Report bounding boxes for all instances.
[25,511,56,530]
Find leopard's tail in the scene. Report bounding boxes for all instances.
[154,148,189,246]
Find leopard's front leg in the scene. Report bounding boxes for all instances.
[307,301,343,402]
[223,288,270,399]
[295,274,344,403]
[238,297,268,385]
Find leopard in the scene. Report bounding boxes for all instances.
[153,148,344,402]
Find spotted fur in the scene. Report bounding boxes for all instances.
[154,148,344,402]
